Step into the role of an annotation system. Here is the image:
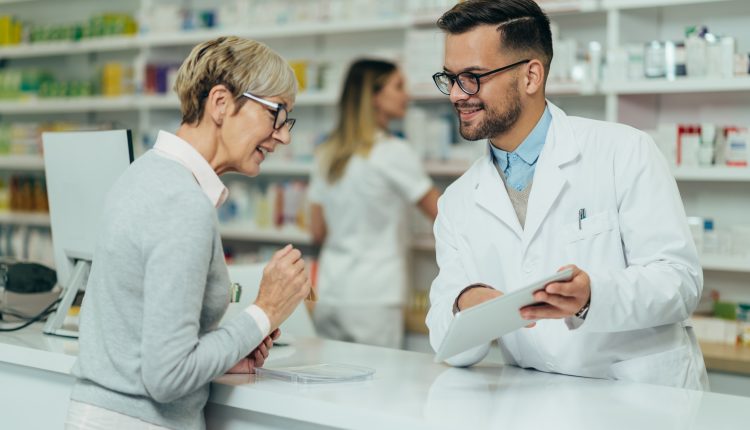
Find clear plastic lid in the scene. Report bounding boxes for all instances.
[255,363,376,384]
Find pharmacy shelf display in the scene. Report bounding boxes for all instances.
[1,0,748,300]
[0,211,51,227]
[13,211,747,274]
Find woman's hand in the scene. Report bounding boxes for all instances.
[226,328,281,374]
[254,245,311,331]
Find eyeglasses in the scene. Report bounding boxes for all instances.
[432,59,531,96]
[242,92,296,131]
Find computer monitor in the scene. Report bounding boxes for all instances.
[41,130,134,337]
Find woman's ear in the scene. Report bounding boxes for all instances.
[206,84,231,125]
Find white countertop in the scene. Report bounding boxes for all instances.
[1,324,747,429]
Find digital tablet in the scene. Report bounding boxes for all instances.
[434,268,574,362]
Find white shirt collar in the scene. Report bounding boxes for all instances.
[152,130,228,208]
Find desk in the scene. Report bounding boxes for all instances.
[0,324,747,430]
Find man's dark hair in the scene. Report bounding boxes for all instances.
[437,0,553,79]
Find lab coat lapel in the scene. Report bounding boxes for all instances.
[474,157,523,240]
[523,103,580,246]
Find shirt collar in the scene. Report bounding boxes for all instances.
[489,105,552,168]
[152,130,228,208]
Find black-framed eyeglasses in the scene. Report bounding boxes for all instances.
[242,92,296,131]
[432,59,531,96]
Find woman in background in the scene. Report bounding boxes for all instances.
[308,59,439,349]
[66,36,310,430]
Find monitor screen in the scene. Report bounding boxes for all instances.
[42,130,134,289]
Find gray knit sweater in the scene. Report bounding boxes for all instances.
[71,151,263,430]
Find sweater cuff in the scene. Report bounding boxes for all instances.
[244,304,270,337]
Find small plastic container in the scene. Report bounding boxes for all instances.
[255,363,375,384]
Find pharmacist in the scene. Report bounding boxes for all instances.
[426,0,708,390]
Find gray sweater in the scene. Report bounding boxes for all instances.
[71,151,263,430]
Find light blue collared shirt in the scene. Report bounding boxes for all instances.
[489,106,552,192]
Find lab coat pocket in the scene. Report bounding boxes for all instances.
[564,210,614,243]
[609,345,691,388]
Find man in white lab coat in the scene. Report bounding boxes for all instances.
[426,0,708,390]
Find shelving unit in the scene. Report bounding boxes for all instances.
[0,155,44,171]
[0,96,140,114]
[672,167,750,182]
[219,224,311,245]
[601,77,750,95]
[0,0,747,390]
[701,254,750,273]
[700,341,750,376]
[0,35,139,58]
[0,211,50,227]
[601,0,735,10]
[1,0,748,344]
[143,90,336,110]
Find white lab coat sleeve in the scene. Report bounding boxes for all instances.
[372,140,433,203]
[427,194,491,366]
[578,131,702,333]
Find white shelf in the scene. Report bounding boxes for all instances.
[258,161,312,176]
[0,90,338,114]
[672,167,750,182]
[540,0,600,14]
[701,254,750,273]
[0,155,44,170]
[295,91,339,106]
[601,0,734,10]
[140,94,180,110]
[424,160,471,177]
[219,224,312,245]
[0,211,50,227]
[601,77,750,95]
[0,96,139,114]
[142,17,412,47]
[0,35,139,59]
[547,81,598,96]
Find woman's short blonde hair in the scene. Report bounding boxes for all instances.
[174,36,297,124]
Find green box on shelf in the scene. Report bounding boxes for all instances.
[714,301,738,320]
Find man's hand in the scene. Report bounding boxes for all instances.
[226,328,281,374]
[520,265,590,321]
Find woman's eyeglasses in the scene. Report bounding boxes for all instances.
[242,92,296,131]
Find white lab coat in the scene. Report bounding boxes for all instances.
[309,132,433,306]
[427,102,708,390]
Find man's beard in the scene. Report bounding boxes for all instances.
[456,83,522,141]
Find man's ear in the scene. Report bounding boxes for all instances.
[524,59,545,96]
[205,84,231,125]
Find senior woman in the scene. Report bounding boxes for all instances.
[65,36,310,430]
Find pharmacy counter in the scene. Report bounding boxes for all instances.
[0,324,748,430]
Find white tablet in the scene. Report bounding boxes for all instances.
[434,268,574,362]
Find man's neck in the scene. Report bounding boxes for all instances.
[489,101,546,153]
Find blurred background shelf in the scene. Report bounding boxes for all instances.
[0,211,50,227]
[0,155,44,171]
[671,167,750,182]
[219,224,312,245]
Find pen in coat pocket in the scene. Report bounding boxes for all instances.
[578,208,586,230]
